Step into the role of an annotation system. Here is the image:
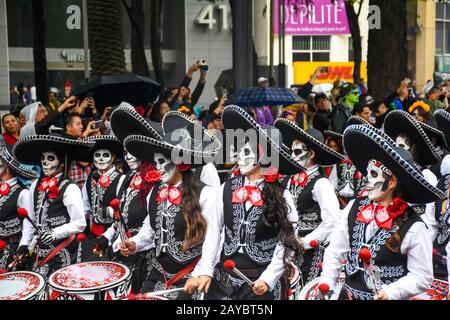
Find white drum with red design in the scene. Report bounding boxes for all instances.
[410,279,449,300]
[47,261,131,300]
[0,271,46,300]
[298,272,346,300]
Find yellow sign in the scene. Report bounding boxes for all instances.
[293,61,367,84]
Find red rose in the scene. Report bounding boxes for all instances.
[47,185,59,200]
[91,223,105,237]
[98,175,111,188]
[264,173,280,183]
[354,171,362,180]
[387,197,408,219]
[145,170,161,183]
[176,163,191,172]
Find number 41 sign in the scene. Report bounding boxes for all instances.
[195,3,229,30]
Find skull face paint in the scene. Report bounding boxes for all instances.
[395,134,412,152]
[94,149,113,172]
[291,140,310,167]
[124,150,141,170]
[237,142,258,176]
[365,159,393,201]
[41,152,61,177]
[154,153,176,184]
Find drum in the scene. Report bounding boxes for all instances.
[0,271,46,300]
[47,261,131,300]
[298,272,346,300]
[410,279,449,300]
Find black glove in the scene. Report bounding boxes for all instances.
[96,236,109,252]
[16,245,29,257]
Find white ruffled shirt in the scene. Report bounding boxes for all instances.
[319,199,433,300]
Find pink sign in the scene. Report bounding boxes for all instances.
[274,0,350,35]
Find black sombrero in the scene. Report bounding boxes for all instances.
[124,134,214,168]
[0,145,38,180]
[162,111,222,154]
[323,130,343,141]
[343,124,444,204]
[80,135,124,161]
[346,115,371,127]
[420,120,448,148]
[384,110,440,166]
[13,134,95,165]
[435,109,450,147]
[274,118,344,166]
[222,105,305,175]
[110,102,163,144]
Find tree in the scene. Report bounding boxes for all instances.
[367,0,407,99]
[87,0,126,77]
[345,0,364,84]
[122,0,150,77]
[32,0,49,106]
[149,0,165,87]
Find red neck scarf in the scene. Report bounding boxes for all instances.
[232,185,263,206]
[156,185,182,205]
[356,198,409,229]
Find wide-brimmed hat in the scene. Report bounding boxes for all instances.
[323,130,343,141]
[110,102,163,144]
[420,119,448,148]
[221,105,305,175]
[274,119,344,166]
[13,134,95,165]
[343,124,444,204]
[162,110,222,155]
[346,115,371,127]
[435,109,450,147]
[80,135,124,161]
[0,145,38,180]
[384,110,440,166]
[124,133,214,168]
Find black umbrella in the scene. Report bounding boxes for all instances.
[72,73,162,113]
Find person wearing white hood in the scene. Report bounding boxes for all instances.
[19,97,76,138]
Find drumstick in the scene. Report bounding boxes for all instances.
[110,199,131,238]
[76,233,104,258]
[128,288,185,299]
[223,259,254,286]
[317,283,330,300]
[358,247,381,295]
[17,208,41,232]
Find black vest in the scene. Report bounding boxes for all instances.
[289,168,324,237]
[336,161,363,196]
[33,177,72,249]
[344,197,423,300]
[433,174,450,256]
[0,182,25,239]
[147,181,206,269]
[86,169,122,228]
[117,171,148,237]
[221,176,279,267]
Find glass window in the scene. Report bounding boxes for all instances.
[437,3,445,20]
[293,52,310,61]
[437,21,444,55]
[312,36,330,50]
[312,52,330,61]
[446,22,450,54]
[292,36,310,51]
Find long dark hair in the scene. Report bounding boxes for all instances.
[261,180,303,266]
[180,169,207,251]
[385,182,405,253]
[138,161,157,207]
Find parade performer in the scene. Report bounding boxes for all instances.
[274,119,344,284]
[81,135,125,261]
[188,105,304,300]
[0,146,38,271]
[119,120,221,300]
[14,134,93,277]
[384,110,441,238]
[319,124,444,300]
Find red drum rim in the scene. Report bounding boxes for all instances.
[48,261,131,293]
[298,278,321,300]
[0,271,45,300]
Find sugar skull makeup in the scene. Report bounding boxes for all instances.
[291,140,310,167]
[154,152,176,184]
[41,152,61,177]
[237,142,258,176]
[395,134,412,152]
[365,159,393,201]
[124,150,141,171]
[94,149,113,171]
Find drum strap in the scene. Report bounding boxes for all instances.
[164,256,201,289]
[37,234,76,268]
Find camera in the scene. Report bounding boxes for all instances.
[91,120,102,130]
